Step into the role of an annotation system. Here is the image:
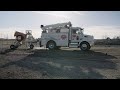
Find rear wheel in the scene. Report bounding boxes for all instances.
[47,41,56,50]
[80,42,90,51]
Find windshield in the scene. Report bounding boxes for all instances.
[72,29,83,34]
[79,29,83,34]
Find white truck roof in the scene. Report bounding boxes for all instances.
[71,27,84,31]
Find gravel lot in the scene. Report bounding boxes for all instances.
[0,45,120,79]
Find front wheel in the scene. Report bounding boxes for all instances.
[80,42,90,51]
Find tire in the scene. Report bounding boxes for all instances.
[10,45,16,50]
[16,35,23,42]
[80,42,90,51]
[30,44,34,49]
[47,41,56,50]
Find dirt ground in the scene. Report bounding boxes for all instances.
[0,45,120,79]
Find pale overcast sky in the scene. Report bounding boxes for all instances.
[0,11,120,39]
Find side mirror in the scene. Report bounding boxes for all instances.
[41,25,44,28]
[81,28,84,30]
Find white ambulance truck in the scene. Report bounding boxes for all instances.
[39,22,94,51]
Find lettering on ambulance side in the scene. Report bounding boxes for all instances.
[61,35,67,40]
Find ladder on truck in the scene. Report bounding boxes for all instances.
[41,21,72,31]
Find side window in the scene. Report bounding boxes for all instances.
[72,30,76,34]
[76,30,80,34]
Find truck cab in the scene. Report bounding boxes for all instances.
[39,22,94,51]
[69,27,94,50]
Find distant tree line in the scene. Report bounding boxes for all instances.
[94,36,120,45]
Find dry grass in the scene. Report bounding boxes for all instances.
[0,40,120,79]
